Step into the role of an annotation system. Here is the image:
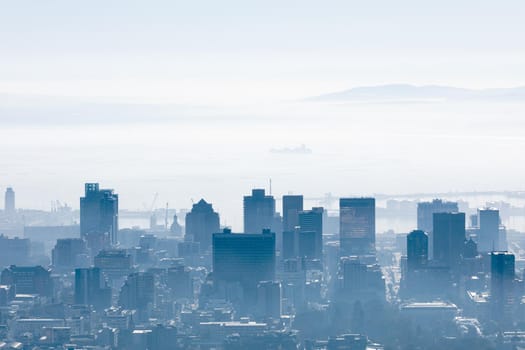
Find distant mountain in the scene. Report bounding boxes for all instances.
[306,84,525,103]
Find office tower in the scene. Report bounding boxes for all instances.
[282,229,297,260]
[297,231,319,260]
[256,281,281,319]
[282,195,303,232]
[94,249,133,278]
[406,230,428,272]
[0,265,53,297]
[477,208,500,252]
[0,235,30,267]
[432,212,465,268]
[339,198,375,256]
[417,199,458,233]
[4,187,15,215]
[118,272,155,316]
[298,231,317,260]
[75,267,112,310]
[340,257,385,302]
[463,238,478,259]
[80,183,119,245]
[299,207,323,260]
[490,252,515,323]
[243,189,276,234]
[184,199,220,252]
[212,228,276,300]
[167,265,193,299]
[52,238,89,270]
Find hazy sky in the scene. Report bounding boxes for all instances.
[1,0,525,103]
[2,1,525,231]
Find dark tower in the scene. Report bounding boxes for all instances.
[339,198,375,256]
[4,187,15,216]
[243,189,276,234]
[299,207,324,260]
[406,230,428,272]
[185,199,220,252]
[282,195,303,232]
[80,183,119,245]
[432,212,465,268]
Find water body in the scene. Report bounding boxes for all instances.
[2,100,525,231]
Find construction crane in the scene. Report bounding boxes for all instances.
[165,202,169,230]
[149,193,159,213]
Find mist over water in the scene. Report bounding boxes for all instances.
[2,98,525,231]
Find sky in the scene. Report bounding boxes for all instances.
[1,1,525,231]
[1,0,525,103]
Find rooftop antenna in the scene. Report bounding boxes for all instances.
[269,178,272,196]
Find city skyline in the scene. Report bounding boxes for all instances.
[1,1,524,348]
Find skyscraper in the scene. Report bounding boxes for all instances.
[417,199,458,233]
[243,189,275,234]
[118,272,155,319]
[340,257,385,302]
[185,199,220,252]
[256,281,281,319]
[0,235,30,267]
[52,238,89,270]
[282,195,303,232]
[80,183,119,245]
[282,229,297,260]
[167,265,193,299]
[477,207,500,252]
[490,252,515,324]
[406,230,428,272]
[75,267,112,310]
[212,228,276,301]
[339,198,375,256]
[0,265,53,297]
[4,187,15,215]
[432,212,465,268]
[298,207,323,260]
[297,230,316,260]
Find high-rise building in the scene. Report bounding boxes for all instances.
[94,249,133,278]
[432,212,465,268]
[417,199,458,233]
[80,183,119,245]
[118,272,155,318]
[4,187,15,215]
[184,199,220,252]
[490,252,515,324]
[0,265,53,297]
[243,189,275,234]
[478,208,500,252]
[340,257,385,302]
[75,267,112,310]
[282,229,297,260]
[299,207,323,260]
[406,230,428,272]
[0,235,30,267]
[167,265,193,299]
[52,238,89,270]
[297,230,317,260]
[339,198,375,256]
[282,195,303,232]
[256,281,281,319]
[212,228,276,301]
